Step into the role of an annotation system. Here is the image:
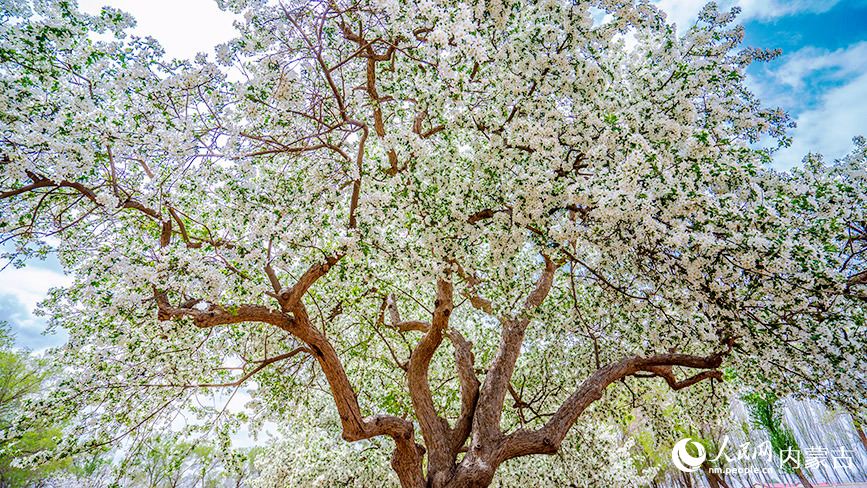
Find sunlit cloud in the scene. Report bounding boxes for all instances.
[747,42,867,168]
[654,0,842,33]
[774,72,867,168]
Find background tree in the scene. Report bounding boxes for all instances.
[121,435,239,488]
[854,417,867,455]
[742,392,813,488]
[47,436,260,488]
[0,323,64,487]
[2,1,867,488]
[47,451,116,488]
[615,374,735,488]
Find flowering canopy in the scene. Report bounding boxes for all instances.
[1,0,866,487]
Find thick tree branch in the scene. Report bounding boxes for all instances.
[407,279,454,475]
[288,302,425,485]
[160,244,423,486]
[387,294,434,333]
[389,305,480,453]
[263,244,424,487]
[396,320,433,333]
[499,350,728,462]
[264,264,282,296]
[276,253,344,312]
[391,282,479,485]
[0,175,53,199]
[5,170,161,220]
[640,367,723,390]
[467,208,511,225]
[847,269,867,287]
[165,207,225,250]
[155,293,290,330]
[446,329,480,453]
[449,260,494,315]
[471,255,557,446]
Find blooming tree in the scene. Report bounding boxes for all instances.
[2,0,866,487]
[251,390,654,488]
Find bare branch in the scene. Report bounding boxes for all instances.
[144,347,312,389]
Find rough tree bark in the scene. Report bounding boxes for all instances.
[792,465,814,488]
[149,250,732,488]
[856,423,867,455]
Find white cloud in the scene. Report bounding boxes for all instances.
[735,0,839,20]
[654,0,711,31]
[649,2,865,170]
[654,0,842,33]
[77,0,240,60]
[0,265,71,316]
[744,42,867,169]
[0,263,71,349]
[772,71,867,169]
[772,42,867,93]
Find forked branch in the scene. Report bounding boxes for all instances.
[407,279,454,473]
[472,255,558,442]
[500,349,729,461]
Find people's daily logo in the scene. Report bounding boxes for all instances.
[672,438,706,473]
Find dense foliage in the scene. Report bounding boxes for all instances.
[0,323,63,487]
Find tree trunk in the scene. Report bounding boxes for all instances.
[857,424,867,455]
[701,464,732,488]
[792,466,813,488]
[676,470,694,488]
[701,464,721,488]
[716,471,732,488]
[386,344,729,488]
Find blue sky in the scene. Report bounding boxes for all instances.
[658,0,867,168]
[2,0,866,350]
[737,0,867,168]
